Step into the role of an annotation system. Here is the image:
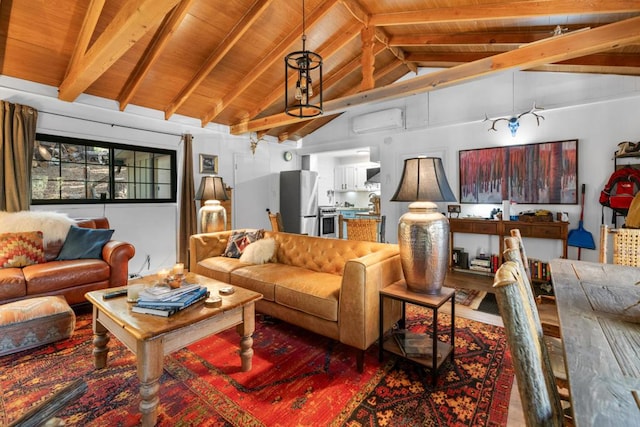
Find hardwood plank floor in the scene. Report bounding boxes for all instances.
[443,270,525,426]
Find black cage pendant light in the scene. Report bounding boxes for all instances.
[284,0,323,118]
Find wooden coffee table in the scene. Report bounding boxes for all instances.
[85,274,262,427]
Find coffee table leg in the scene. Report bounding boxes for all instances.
[92,316,110,369]
[137,339,163,427]
[236,303,256,372]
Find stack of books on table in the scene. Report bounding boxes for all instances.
[132,283,209,317]
[393,330,440,358]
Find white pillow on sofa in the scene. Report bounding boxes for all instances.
[239,238,277,265]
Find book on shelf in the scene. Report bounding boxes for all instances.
[469,265,492,273]
[132,288,209,317]
[470,258,491,267]
[393,330,441,358]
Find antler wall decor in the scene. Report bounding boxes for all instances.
[484,103,545,137]
[249,132,266,155]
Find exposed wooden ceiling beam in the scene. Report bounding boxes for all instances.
[532,63,640,75]
[163,0,273,120]
[406,52,500,63]
[59,0,180,102]
[64,0,105,79]
[361,26,376,90]
[340,0,417,73]
[390,30,558,46]
[118,0,195,111]
[407,51,640,69]
[200,0,341,125]
[369,0,640,26]
[231,15,640,135]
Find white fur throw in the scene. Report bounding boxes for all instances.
[0,211,74,245]
[239,238,277,265]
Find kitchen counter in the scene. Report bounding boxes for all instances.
[337,207,370,219]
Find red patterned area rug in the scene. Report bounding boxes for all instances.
[454,287,487,310]
[0,306,513,426]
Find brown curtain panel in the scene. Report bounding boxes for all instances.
[178,133,197,266]
[0,101,38,212]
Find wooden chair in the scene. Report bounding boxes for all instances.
[338,215,381,242]
[599,224,640,266]
[506,230,561,338]
[493,261,570,427]
[502,244,568,390]
[266,209,284,232]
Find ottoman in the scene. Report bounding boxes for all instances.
[0,296,76,356]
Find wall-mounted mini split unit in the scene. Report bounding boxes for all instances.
[352,108,403,134]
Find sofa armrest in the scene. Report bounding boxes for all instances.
[189,231,234,272]
[102,240,135,287]
[339,248,404,350]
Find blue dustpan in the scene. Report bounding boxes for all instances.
[567,184,596,258]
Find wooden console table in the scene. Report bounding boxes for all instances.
[449,218,569,264]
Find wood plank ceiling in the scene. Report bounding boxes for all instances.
[1,0,639,142]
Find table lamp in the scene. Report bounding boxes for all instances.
[195,175,229,233]
[391,157,457,294]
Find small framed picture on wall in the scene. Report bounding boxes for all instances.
[199,154,218,174]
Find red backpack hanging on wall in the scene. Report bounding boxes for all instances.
[599,166,640,216]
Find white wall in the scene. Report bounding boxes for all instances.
[4,69,640,266]
[302,70,640,263]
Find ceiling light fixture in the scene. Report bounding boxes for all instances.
[284,0,322,118]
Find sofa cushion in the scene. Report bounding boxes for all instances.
[56,226,114,260]
[196,256,247,283]
[274,271,341,322]
[239,238,277,265]
[0,268,27,301]
[23,259,110,294]
[224,229,264,258]
[231,264,341,321]
[0,231,46,268]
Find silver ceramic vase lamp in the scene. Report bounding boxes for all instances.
[195,176,229,233]
[391,157,457,294]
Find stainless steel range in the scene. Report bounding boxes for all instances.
[318,206,338,238]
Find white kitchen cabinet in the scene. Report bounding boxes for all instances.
[354,167,367,190]
[335,166,367,191]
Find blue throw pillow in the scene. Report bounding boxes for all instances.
[56,226,114,260]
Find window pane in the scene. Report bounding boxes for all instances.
[32,134,175,204]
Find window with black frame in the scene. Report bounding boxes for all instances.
[31,134,176,204]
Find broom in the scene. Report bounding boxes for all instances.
[567,184,595,259]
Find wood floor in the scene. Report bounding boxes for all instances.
[443,270,525,426]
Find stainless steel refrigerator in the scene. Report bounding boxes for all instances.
[280,170,318,235]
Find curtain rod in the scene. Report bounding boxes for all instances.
[40,110,186,137]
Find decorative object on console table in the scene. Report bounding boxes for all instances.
[195,176,230,233]
[391,157,457,294]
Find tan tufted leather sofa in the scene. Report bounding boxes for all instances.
[0,217,135,307]
[190,230,403,371]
